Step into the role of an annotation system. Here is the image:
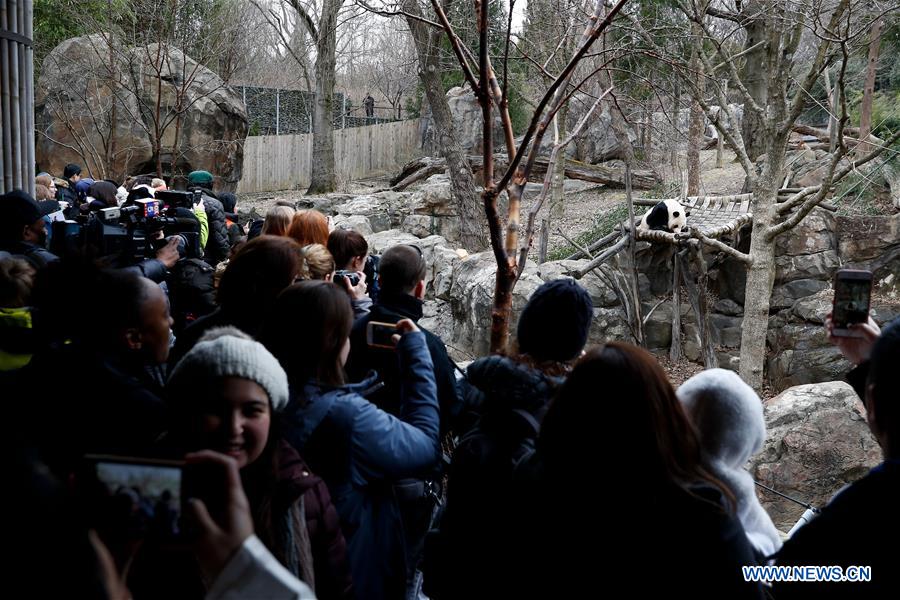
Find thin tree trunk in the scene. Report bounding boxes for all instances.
[551,108,567,221]
[738,157,782,392]
[403,0,483,250]
[307,0,340,194]
[858,17,883,159]
[687,23,704,196]
[740,0,768,164]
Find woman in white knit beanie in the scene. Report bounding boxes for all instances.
[677,368,783,559]
[164,327,353,599]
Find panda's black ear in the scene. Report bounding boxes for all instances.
[685,210,691,217]
[673,211,680,218]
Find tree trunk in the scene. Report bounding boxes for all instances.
[740,1,769,164]
[670,253,682,361]
[551,108,567,221]
[858,17,883,159]
[687,24,704,196]
[306,0,340,195]
[403,0,484,250]
[738,156,782,392]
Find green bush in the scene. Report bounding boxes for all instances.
[548,203,631,261]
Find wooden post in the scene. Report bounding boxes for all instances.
[539,217,549,264]
[670,251,682,361]
[625,162,644,346]
[680,248,717,368]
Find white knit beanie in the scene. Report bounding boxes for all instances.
[168,326,289,411]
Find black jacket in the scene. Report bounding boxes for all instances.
[773,460,899,599]
[346,293,462,436]
[0,241,59,270]
[196,188,229,265]
[24,344,168,477]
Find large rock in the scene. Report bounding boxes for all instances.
[748,381,881,532]
[775,250,840,283]
[442,87,505,155]
[837,213,900,287]
[770,279,830,311]
[334,191,411,233]
[35,35,247,188]
[332,214,374,236]
[576,105,637,163]
[447,251,543,357]
[775,208,835,256]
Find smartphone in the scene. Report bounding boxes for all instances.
[79,455,185,542]
[832,269,873,338]
[367,320,398,349]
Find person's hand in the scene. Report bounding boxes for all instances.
[391,318,420,345]
[345,270,367,300]
[155,237,180,268]
[184,451,254,581]
[825,313,881,365]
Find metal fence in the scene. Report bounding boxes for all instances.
[237,85,409,136]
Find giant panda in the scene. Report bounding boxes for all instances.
[638,198,688,234]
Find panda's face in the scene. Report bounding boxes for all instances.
[664,199,687,233]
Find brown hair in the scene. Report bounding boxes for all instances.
[218,235,304,315]
[286,209,329,247]
[35,174,54,189]
[327,228,368,270]
[261,205,295,237]
[540,342,735,509]
[297,244,335,281]
[34,184,54,201]
[261,280,353,388]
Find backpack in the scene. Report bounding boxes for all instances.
[167,258,217,334]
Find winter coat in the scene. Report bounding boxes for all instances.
[272,441,354,600]
[346,292,463,436]
[196,188,229,265]
[424,356,562,599]
[282,331,440,600]
[0,240,59,270]
[773,460,900,599]
[677,369,783,558]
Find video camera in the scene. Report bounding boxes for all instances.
[50,191,201,263]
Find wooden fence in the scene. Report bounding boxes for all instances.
[237,118,422,193]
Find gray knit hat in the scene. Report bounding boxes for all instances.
[168,326,290,411]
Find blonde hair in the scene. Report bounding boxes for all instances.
[151,178,166,190]
[261,205,296,237]
[298,244,335,281]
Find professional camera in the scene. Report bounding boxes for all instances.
[50,196,201,263]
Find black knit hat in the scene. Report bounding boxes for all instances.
[0,190,42,243]
[517,278,594,362]
[63,163,82,179]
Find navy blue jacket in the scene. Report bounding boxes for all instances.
[282,331,440,600]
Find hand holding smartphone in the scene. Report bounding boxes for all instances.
[831,269,873,338]
[366,318,420,349]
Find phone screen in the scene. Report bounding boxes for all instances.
[82,457,183,542]
[367,321,397,349]
[833,277,871,329]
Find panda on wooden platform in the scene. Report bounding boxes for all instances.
[638,199,689,234]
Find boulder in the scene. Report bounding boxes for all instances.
[401,215,434,238]
[709,313,744,348]
[577,105,637,163]
[770,279,830,311]
[446,87,505,154]
[536,260,621,308]
[748,381,881,532]
[332,214,373,236]
[447,251,543,357]
[775,208,835,256]
[837,213,900,285]
[334,191,411,233]
[713,298,744,316]
[775,250,840,283]
[35,35,247,188]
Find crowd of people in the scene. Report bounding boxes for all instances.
[1,163,897,599]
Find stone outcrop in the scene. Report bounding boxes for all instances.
[35,35,247,188]
[748,381,881,532]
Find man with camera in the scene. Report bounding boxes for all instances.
[345,244,462,598]
[187,170,230,266]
